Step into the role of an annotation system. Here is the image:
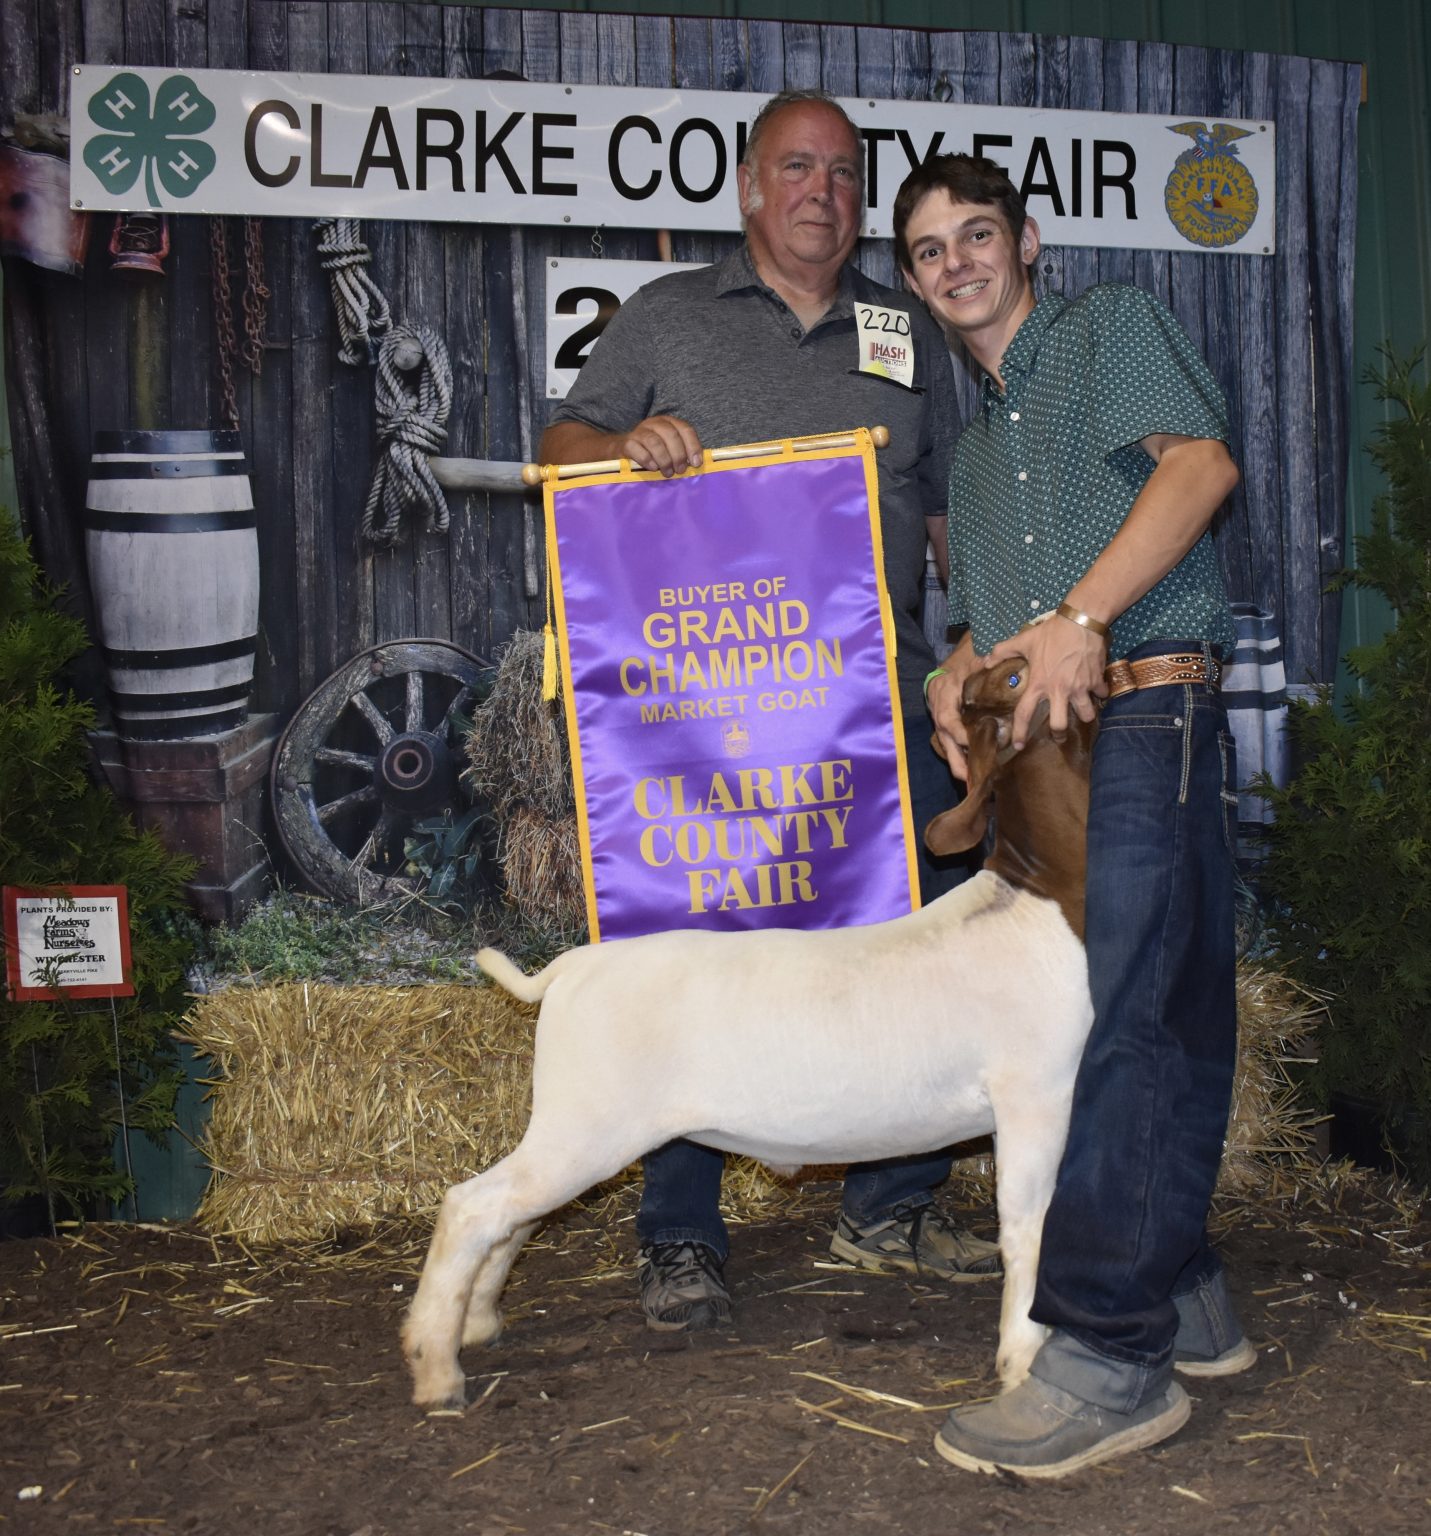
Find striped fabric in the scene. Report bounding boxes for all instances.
[1223,604,1288,831]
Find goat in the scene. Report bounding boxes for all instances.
[403,657,1097,1412]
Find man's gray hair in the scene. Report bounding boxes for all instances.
[742,89,866,205]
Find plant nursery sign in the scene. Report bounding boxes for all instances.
[2,886,135,1001]
[541,430,918,943]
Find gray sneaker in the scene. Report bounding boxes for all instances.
[638,1241,732,1332]
[934,1375,1191,1478]
[1173,1266,1257,1377]
[1174,1336,1258,1377]
[829,1205,1002,1281]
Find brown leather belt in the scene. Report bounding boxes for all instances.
[1103,651,1221,700]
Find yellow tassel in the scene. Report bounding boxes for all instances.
[542,623,558,701]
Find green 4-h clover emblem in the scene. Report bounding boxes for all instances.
[84,72,217,207]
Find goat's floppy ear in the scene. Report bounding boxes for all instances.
[923,714,1002,856]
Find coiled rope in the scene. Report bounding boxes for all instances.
[361,325,454,546]
[314,220,452,544]
[313,218,392,366]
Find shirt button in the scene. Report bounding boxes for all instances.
[1030,599,1042,611]
[790,327,801,339]
[1017,470,1029,481]
[1024,533,1034,544]
[1010,411,1021,421]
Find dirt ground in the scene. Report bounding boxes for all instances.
[1,1172,1428,1536]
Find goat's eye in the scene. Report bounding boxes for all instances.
[1007,672,1021,688]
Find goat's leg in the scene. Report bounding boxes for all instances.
[402,1129,642,1411]
[461,1220,537,1347]
[988,1093,1068,1389]
[403,1164,517,1411]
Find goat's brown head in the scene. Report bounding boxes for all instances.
[923,657,1097,939]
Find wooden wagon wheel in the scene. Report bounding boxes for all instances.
[271,640,492,904]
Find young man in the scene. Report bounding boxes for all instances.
[895,154,1254,1477]
[539,97,1000,1335]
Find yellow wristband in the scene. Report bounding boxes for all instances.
[923,667,947,701]
[1056,601,1111,640]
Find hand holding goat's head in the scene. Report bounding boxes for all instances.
[924,657,1097,940]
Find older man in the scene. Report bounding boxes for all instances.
[539,91,998,1332]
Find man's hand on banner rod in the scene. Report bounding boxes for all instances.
[521,424,890,486]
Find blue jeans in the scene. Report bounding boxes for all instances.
[637,710,971,1257]
[1031,641,1238,1378]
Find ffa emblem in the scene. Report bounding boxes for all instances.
[1163,122,1259,249]
[721,720,751,758]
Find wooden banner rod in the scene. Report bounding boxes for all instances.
[519,425,890,487]
[424,426,890,494]
[428,457,529,493]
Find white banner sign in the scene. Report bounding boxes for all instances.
[70,65,1275,254]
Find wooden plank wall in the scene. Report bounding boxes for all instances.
[1,3,1360,723]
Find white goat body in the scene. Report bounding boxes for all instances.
[403,869,1092,1412]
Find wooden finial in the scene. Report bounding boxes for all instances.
[392,336,425,372]
[871,425,890,449]
[521,463,545,487]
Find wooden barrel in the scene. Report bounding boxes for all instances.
[85,430,258,741]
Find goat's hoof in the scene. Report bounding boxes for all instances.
[995,1341,1041,1390]
[412,1379,468,1414]
[405,1346,468,1414]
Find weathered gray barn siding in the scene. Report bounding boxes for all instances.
[1,3,1359,722]
[500,0,1431,673]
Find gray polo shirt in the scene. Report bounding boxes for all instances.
[551,244,960,716]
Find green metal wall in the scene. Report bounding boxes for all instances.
[478,0,1430,671]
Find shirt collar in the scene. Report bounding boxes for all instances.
[980,292,1067,415]
[999,292,1067,380]
[716,242,859,320]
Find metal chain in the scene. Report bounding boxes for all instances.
[209,217,240,432]
[210,218,271,429]
[240,217,270,374]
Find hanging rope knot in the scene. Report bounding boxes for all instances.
[362,324,454,546]
[313,217,392,366]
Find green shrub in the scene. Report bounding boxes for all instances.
[1257,352,1431,1183]
[0,511,197,1223]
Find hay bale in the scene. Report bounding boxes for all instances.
[180,959,1326,1247]
[467,630,573,822]
[946,961,1328,1201]
[181,979,820,1248]
[498,806,586,938]
[465,629,585,935]
[1220,964,1326,1194]
[180,984,537,1245]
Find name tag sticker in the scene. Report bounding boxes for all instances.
[855,303,915,389]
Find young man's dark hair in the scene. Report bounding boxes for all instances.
[892,152,1027,270]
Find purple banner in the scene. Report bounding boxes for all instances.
[548,446,917,942]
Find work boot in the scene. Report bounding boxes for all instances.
[638,1241,732,1331]
[934,1373,1191,1478]
[830,1203,1002,1280]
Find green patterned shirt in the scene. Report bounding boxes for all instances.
[948,284,1236,659]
